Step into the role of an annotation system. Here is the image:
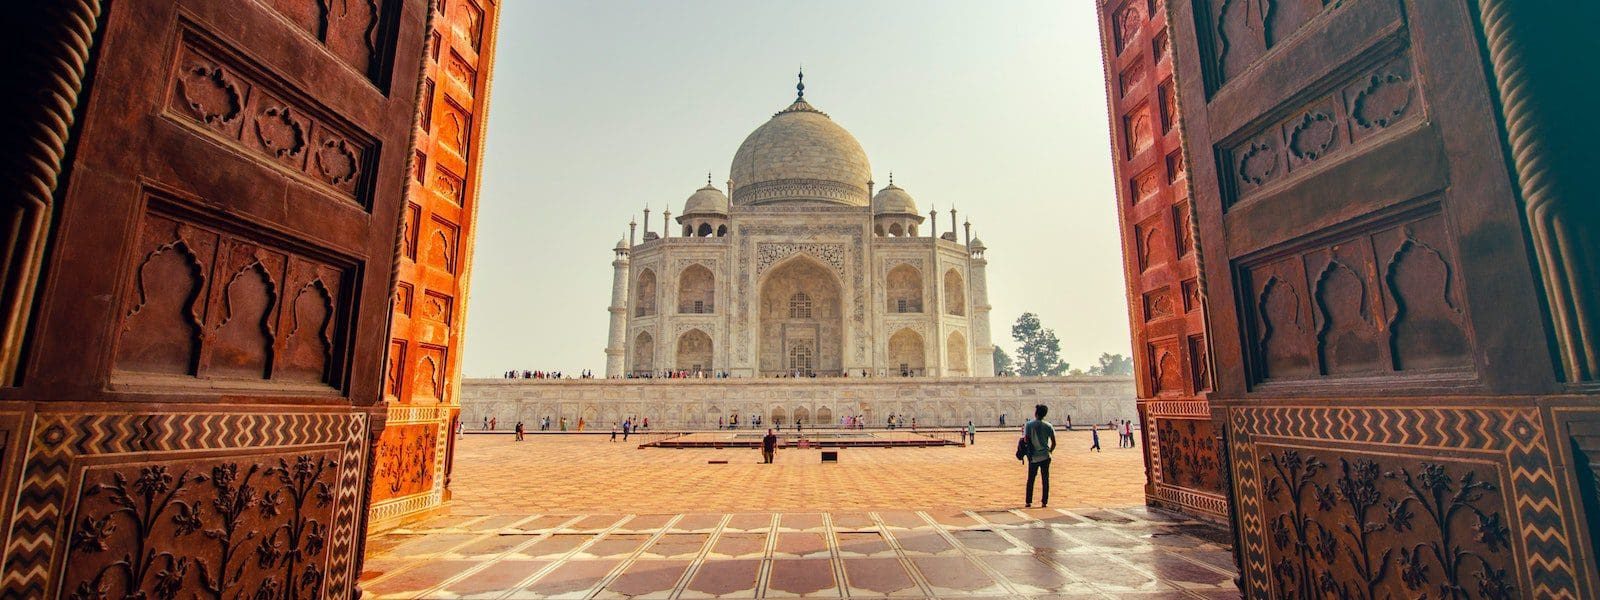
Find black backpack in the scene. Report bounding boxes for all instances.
[1015,432,1029,461]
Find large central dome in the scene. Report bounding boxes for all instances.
[729,95,872,207]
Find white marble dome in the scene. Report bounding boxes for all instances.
[729,98,872,207]
[682,184,730,215]
[871,183,918,215]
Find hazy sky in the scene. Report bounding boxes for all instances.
[462,0,1128,376]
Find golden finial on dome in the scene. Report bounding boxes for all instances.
[796,66,805,100]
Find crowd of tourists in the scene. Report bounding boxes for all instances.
[502,369,596,379]
[623,369,731,379]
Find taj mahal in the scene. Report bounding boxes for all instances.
[604,73,995,378]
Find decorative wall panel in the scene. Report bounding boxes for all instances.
[1096,0,1225,522]
[369,0,501,533]
[0,0,428,596]
[1166,0,1600,596]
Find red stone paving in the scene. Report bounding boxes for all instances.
[682,559,760,597]
[709,533,768,559]
[597,560,691,599]
[361,434,1237,598]
[765,559,838,597]
[840,557,919,596]
[447,560,550,596]
[518,559,620,598]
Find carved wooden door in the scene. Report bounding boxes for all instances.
[1166,0,1600,597]
[0,1,425,597]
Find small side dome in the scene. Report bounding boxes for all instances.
[682,184,730,216]
[615,238,628,250]
[970,237,986,250]
[871,183,919,215]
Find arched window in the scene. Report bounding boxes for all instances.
[886,264,922,313]
[716,225,728,237]
[788,341,814,374]
[788,292,812,319]
[683,224,693,237]
[697,223,713,237]
[944,269,966,316]
[889,222,904,237]
[635,269,657,317]
[678,264,715,314]
[874,224,885,237]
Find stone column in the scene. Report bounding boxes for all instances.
[970,247,995,377]
[605,244,630,377]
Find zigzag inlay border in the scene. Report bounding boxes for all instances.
[0,409,368,599]
[1231,405,1581,599]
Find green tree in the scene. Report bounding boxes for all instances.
[992,347,1014,376]
[1010,313,1070,376]
[1087,352,1134,376]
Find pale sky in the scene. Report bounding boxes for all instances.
[462,0,1129,376]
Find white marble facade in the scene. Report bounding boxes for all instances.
[605,76,995,378]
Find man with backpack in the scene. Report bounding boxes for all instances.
[1017,404,1057,508]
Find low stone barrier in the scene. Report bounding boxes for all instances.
[459,376,1135,430]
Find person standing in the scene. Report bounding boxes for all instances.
[1124,420,1136,448]
[762,428,778,464]
[610,423,618,442]
[482,416,489,430]
[967,421,977,446]
[490,417,497,431]
[1022,404,1056,508]
[514,420,525,441]
[1089,425,1102,452]
[456,420,464,440]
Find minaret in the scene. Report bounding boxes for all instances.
[629,218,637,247]
[970,235,996,376]
[605,238,631,377]
[929,205,938,235]
[662,209,671,237]
[963,219,971,246]
[643,207,652,237]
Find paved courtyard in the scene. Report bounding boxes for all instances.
[360,431,1239,599]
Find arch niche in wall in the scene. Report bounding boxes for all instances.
[944,269,966,316]
[888,328,925,376]
[758,256,843,375]
[947,330,969,376]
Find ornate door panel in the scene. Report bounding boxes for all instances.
[1096,0,1227,522]
[369,0,498,532]
[1166,0,1600,596]
[0,0,426,597]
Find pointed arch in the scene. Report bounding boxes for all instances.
[676,328,713,372]
[697,223,713,237]
[944,269,966,316]
[759,255,844,376]
[635,268,657,317]
[888,328,925,376]
[887,264,923,313]
[633,331,655,373]
[947,330,969,376]
[678,264,715,314]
